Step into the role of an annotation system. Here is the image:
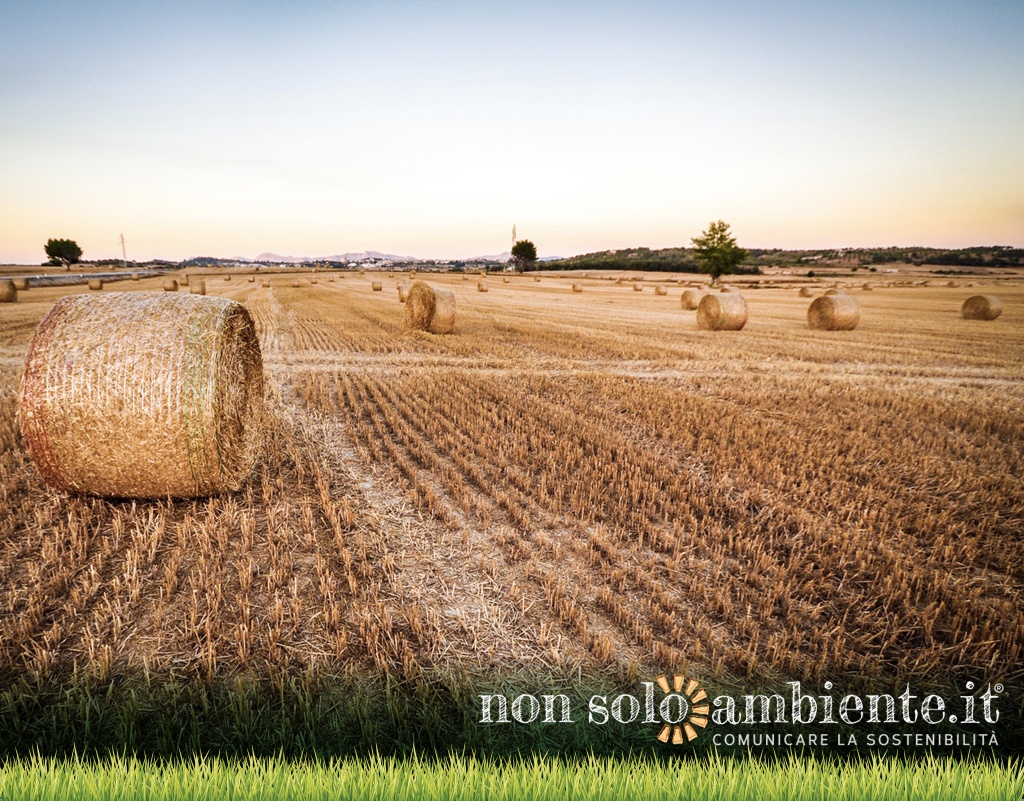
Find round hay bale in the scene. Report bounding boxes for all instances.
[961,295,1003,321]
[533,276,541,282]
[654,286,668,296]
[799,287,814,298]
[291,280,302,288]
[190,278,206,295]
[0,279,16,303]
[260,280,270,288]
[310,279,318,285]
[88,278,103,291]
[680,289,707,310]
[808,294,860,331]
[461,274,469,281]
[371,281,383,291]
[696,293,748,331]
[632,283,643,292]
[12,278,30,291]
[571,283,583,293]
[946,281,956,288]
[397,282,411,303]
[862,283,873,291]
[224,276,231,282]
[477,281,488,292]
[247,276,255,283]
[19,292,264,498]
[179,274,190,287]
[131,273,140,281]
[405,281,456,333]
[718,285,732,293]
[824,288,845,296]
[503,277,510,284]
[163,279,178,292]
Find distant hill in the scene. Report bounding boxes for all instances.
[255,251,422,264]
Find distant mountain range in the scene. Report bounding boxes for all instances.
[254,251,517,264]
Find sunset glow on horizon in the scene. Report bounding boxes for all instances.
[1,0,1022,263]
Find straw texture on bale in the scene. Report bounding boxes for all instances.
[88,278,103,291]
[680,289,707,310]
[572,284,583,293]
[163,279,178,292]
[13,278,29,291]
[190,278,206,295]
[799,287,814,298]
[654,286,668,296]
[961,295,1003,321]
[477,282,488,292]
[808,294,861,331]
[19,292,264,498]
[405,281,456,334]
[371,281,383,291]
[0,280,16,303]
[696,292,748,331]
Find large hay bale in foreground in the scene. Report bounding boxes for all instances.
[477,282,488,292]
[808,294,860,331]
[371,281,383,291]
[88,278,103,291]
[696,293,748,331]
[799,287,814,298]
[163,279,179,292]
[405,281,456,333]
[13,278,30,291]
[190,278,206,295]
[680,289,706,310]
[0,280,16,303]
[19,292,264,498]
[961,295,1003,321]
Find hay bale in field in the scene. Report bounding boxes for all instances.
[477,281,488,292]
[190,278,206,295]
[291,280,302,288]
[461,274,469,281]
[247,276,255,283]
[503,277,510,284]
[862,283,873,291]
[397,282,412,303]
[310,279,318,285]
[572,283,583,293]
[961,295,1003,321]
[680,289,707,310]
[13,278,30,291]
[163,279,178,292]
[19,292,264,498]
[260,280,270,288]
[696,292,748,331]
[824,288,845,296]
[179,275,189,287]
[654,286,668,296]
[799,287,814,298]
[405,281,456,333]
[0,279,16,303]
[131,274,140,281]
[808,294,860,331]
[88,278,103,291]
[371,281,383,291]
[633,283,643,292]
[533,276,541,282]
[946,281,956,288]
[224,276,231,282]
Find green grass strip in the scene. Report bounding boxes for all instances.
[0,753,1020,801]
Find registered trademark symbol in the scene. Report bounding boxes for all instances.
[948,714,957,722]
[995,684,1003,693]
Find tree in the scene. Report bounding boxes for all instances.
[690,221,746,285]
[511,239,538,272]
[45,238,83,268]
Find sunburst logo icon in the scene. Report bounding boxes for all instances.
[654,674,710,744]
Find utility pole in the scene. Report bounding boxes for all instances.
[120,233,128,270]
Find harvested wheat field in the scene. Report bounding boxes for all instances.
[0,272,1022,753]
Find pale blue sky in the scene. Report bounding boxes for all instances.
[1,0,1022,261]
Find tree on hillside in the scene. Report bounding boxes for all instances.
[511,239,538,272]
[45,238,83,268]
[690,221,746,285]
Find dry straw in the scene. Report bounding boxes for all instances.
[163,279,178,292]
[654,286,668,296]
[190,278,207,296]
[572,284,583,293]
[13,278,30,291]
[477,281,488,292]
[19,292,264,498]
[397,282,411,303]
[808,294,860,330]
[0,279,16,303]
[405,281,456,333]
[88,278,103,291]
[372,281,383,291]
[680,289,707,310]
[696,292,748,330]
[961,295,1002,321]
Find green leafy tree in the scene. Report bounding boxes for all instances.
[45,238,83,268]
[690,221,746,285]
[511,239,537,272]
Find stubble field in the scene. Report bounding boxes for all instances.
[0,270,1021,754]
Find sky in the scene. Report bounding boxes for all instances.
[1,0,1022,263]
